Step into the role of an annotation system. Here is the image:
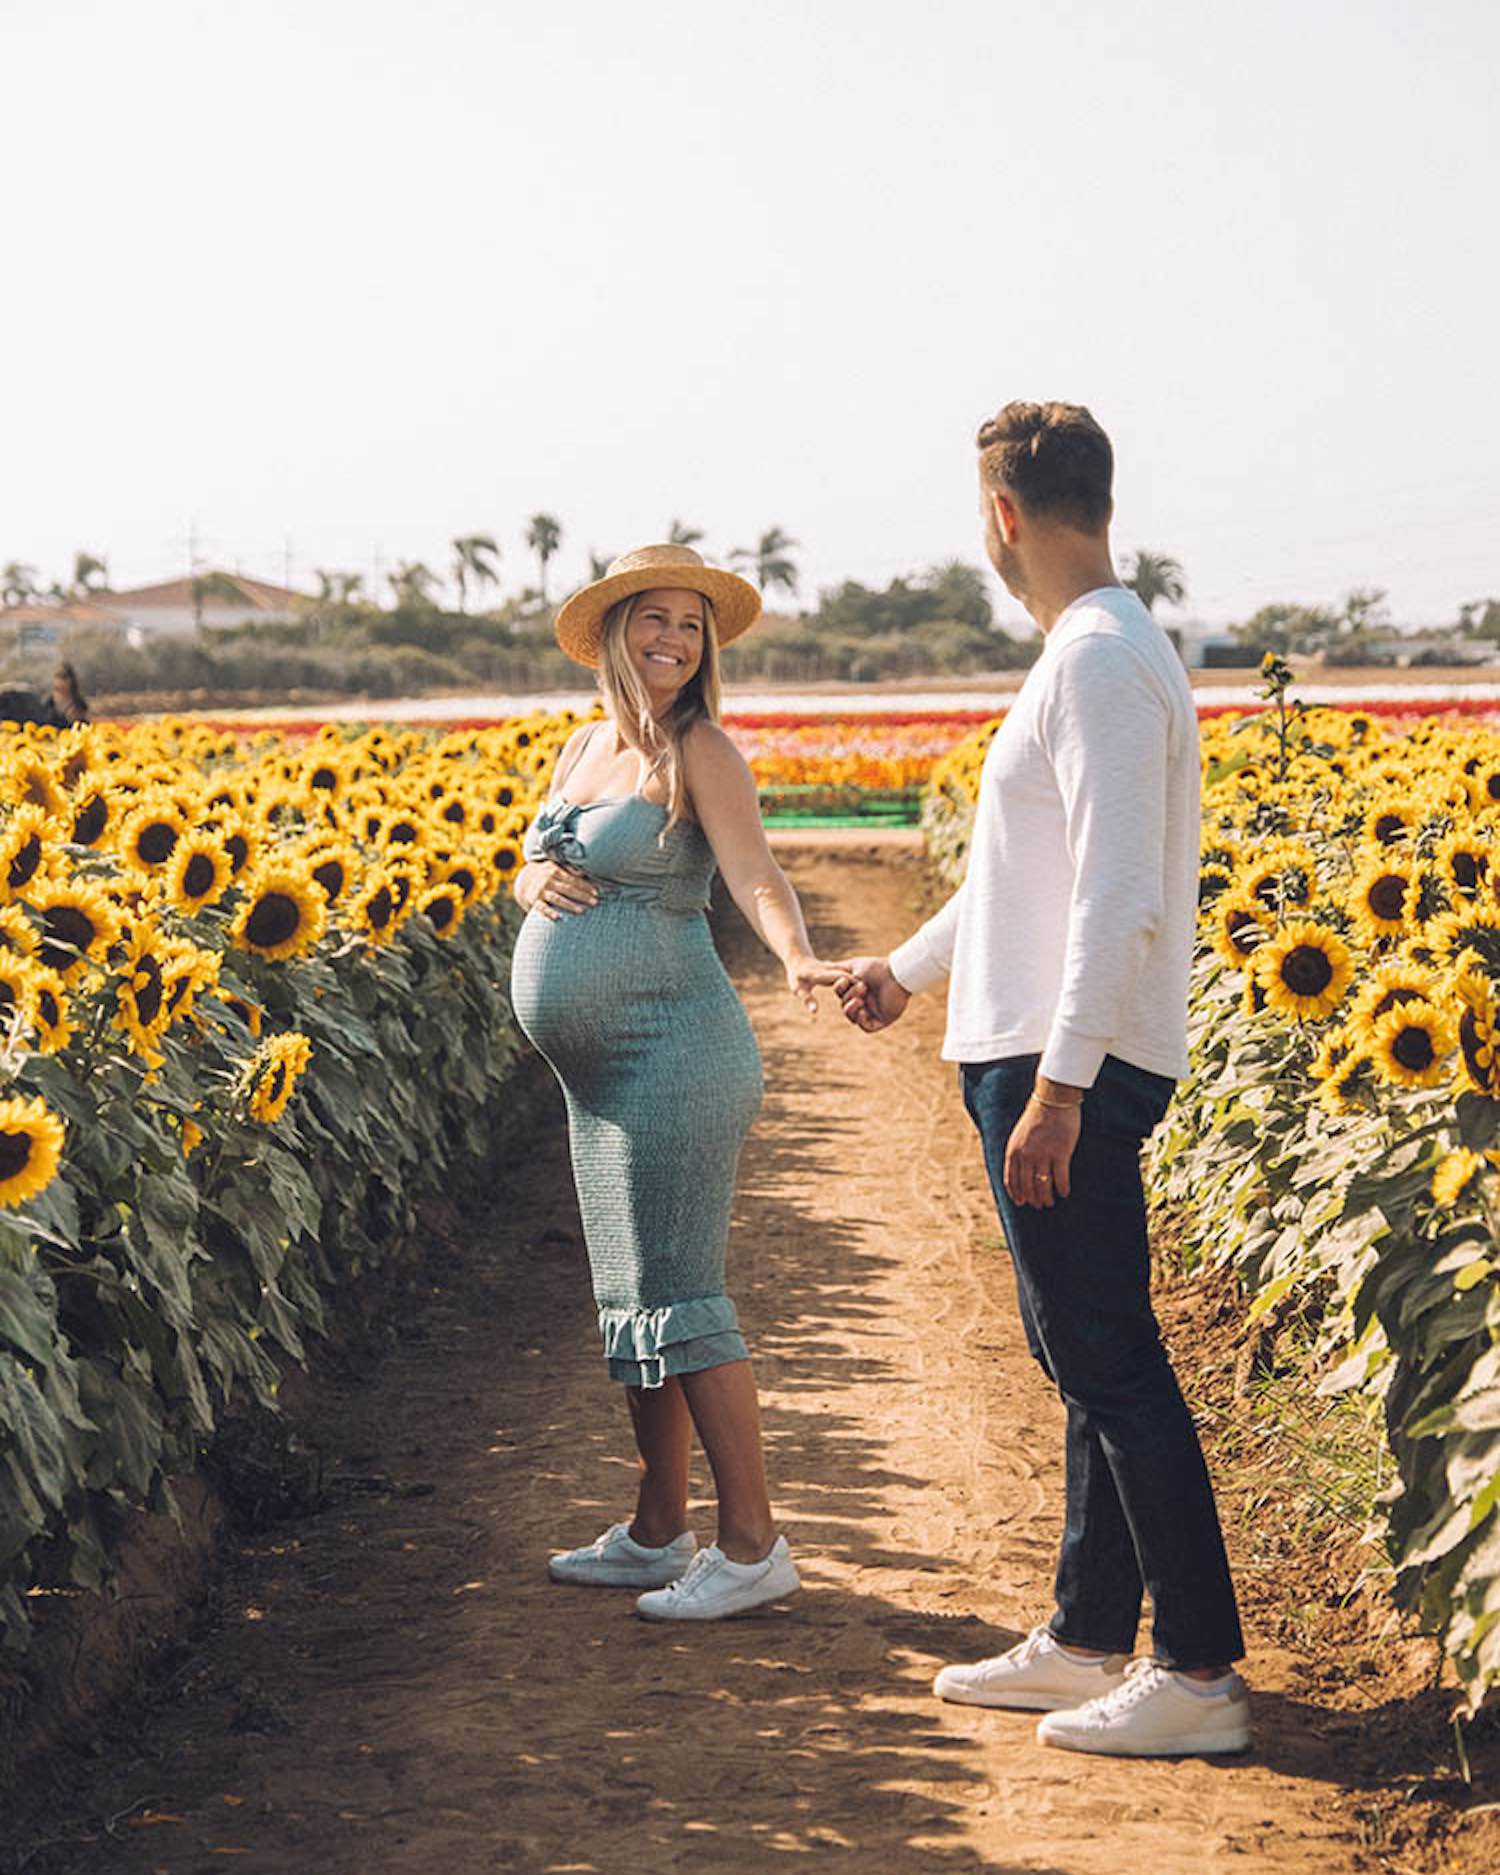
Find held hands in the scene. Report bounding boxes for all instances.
[786,954,858,1017]
[519,859,604,922]
[835,956,911,1033]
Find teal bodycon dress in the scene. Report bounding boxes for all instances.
[509,790,764,1387]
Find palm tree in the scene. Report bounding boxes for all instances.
[1122,549,1187,614]
[667,519,704,547]
[732,526,800,598]
[525,513,563,602]
[451,533,501,615]
[315,568,364,607]
[389,561,439,610]
[70,551,108,597]
[1,562,38,608]
[588,551,615,581]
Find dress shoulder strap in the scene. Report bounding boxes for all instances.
[552,719,605,795]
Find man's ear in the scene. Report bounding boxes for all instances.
[992,490,1022,546]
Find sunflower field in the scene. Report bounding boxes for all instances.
[0,710,581,1650]
[924,686,1500,1707]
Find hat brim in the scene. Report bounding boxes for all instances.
[554,564,762,668]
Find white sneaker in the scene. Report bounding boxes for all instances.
[933,1625,1129,1712]
[548,1521,696,1588]
[1036,1659,1252,1756]
[636,1536,800,1621]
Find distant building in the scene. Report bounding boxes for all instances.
[1,571,314,650]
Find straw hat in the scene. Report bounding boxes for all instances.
[553,544,762,668]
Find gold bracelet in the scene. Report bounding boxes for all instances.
[1029,1088,1083,1111]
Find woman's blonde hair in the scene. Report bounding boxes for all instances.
[598,591,722,836]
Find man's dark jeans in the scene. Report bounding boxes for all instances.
[961,1052,1244,1670]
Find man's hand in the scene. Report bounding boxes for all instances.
[836,956,911,1033]
[1003,1084,1083,1208]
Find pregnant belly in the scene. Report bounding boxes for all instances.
[509,900,752,1088]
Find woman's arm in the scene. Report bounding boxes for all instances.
[683,722,840,1008]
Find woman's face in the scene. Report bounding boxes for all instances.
[624,587,706,706]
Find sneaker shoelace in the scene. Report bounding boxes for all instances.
[972,1625,1054,1680]
[663,1546,723,1598]
[1082,1658,1170,1720]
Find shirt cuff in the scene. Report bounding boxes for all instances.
[1039,1028,1109,1089]
[888,933,949,996]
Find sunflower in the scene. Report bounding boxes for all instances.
[246,1032,313,1124]
[214,816,260,880]
[231,864,328,962]
[1206,892,1272,969]
[490,837,522,884]
[6,756,69,820]
[215,988,264,1037]
[1432,1148,1486,1208]
[1348,961,1440,1027]
[166,836,233,914]
[1363,798,1416,847]
[1349,856,1414,944]
[303,840,359,906]
[31,880,122,982]
[417,882,464,937]
[0,955,41,1033]
[0,904,37,958]
[1241,841,1318,914]
[439,858,490,908]
[69,787,112,848]
[161,942,220,1025]
[1254,921,1355,1020]
[347,870,401,945]
[1453,968,1500,1096]
[1425,906,1500,976]
[0,1094,66,1208]
[118,796,188,871]
[113,926,173,1059]
[0,807,53,898]
[1316,1048,1373,1116]
[1367,1000,1455,1090]
[181,1116,205,1159]
[29,965,74,1055]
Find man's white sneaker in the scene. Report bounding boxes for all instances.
[1036,1659,1252,1756]
[548,1521,696,1588]
[636,1536,800,1620]
[933,1625,1129,1712]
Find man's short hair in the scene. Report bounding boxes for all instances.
[977,401,1113,532]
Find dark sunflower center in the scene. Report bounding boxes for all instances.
[494,846,518,875]
[224,833,249,874]
[1281,945,1334,997]
[136,822,178,865]
[497,786,515,807]
[1373,987,1422,1017]
[1460,1010,1493,1086]
[73,796,108,845]
[0,1131,33,1179]
[310,766,338,790]
[312,859,346,900]
[38,988,59,1026]
[40,906,96,969]
[1374,814,1406,844]
[1367,876,1407,920]
[388,821,418,845]
[426,895,456,931]
[267,1063,287,1102]
[447,867,476,898]
[183,853,217,898]
[391,874,413,912]
[1487,775,1500,801]
[166,973,191,1013]
[366,886,394,930]
[8,834,42,889]
[442,800,465,825]
[132,957,165,1027]
[1453,852,1483,890]
[1226,910,1261,954]
[1392,1026,1436,1072]
[245,893,302,949]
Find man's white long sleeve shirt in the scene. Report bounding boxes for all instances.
[888,586,1199,1087]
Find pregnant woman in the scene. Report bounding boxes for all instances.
[509,544,843,1621]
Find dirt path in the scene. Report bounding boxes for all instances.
[8,843,1426,1873]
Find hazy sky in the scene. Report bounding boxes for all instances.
[4,0,1496,628]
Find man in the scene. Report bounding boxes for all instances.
[839,401,1248,1758]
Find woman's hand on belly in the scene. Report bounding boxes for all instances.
[516,859,605,921]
